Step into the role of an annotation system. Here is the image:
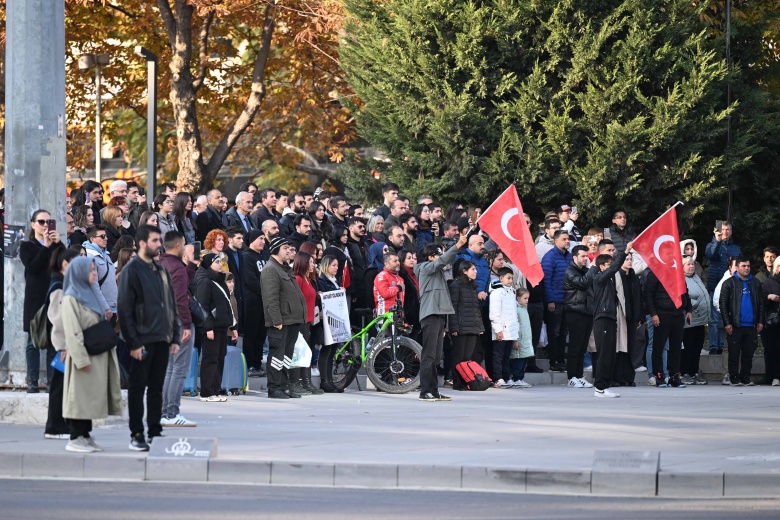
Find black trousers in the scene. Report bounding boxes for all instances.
[492,340,513,382]
[727,326,758,383]
[45,365,69,435]
[682,325,706,375]
[200,331,227,397]
[472,307,493,377]
[419,315,446,395]
[242,301,267,370]
[762,326,780,381]
[451,334,478,390]
[128,341,170,439]
[594,318,617,390]
[544,305,567,365]
[267,324,300,392]
[442,332,453,380]
[612,324,637,384]
[566,312,592,379]
[70,419,92,440]
[652,313,684,377]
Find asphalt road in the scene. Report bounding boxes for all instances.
[3,479,779,519]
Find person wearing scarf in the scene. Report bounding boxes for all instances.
[61,256,123,453]
[195,253,237,402]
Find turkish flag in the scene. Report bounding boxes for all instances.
[477,185,543,287]
[632,207,687,307]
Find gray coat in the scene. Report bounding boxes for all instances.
[684,273,710,328]
[261,257,307,327]
[415,243,460,321]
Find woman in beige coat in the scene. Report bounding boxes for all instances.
[61,256,123,453]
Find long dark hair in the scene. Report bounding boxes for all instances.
[293,251,316,282]
[110,235,136,263]
[173,192,192,220]
[329,225,348,247]
[71,180,102,208]
[413,204,431,230]
[28,209,50,240]
[456,260,476,288]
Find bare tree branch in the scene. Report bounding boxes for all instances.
[204,3,275,184]
[192,10,216,92]
[155,0,177,46]
[105,2,137,19]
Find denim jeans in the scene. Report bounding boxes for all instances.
[645,315,668,377]
[708,294,724,351]
[25,334,55,386]
[162,325,195,419]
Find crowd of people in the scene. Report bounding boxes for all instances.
[17,179,780,453]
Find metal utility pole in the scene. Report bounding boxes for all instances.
[78,53,111,183]
[2,0,66,383]
[135,47,159,201]
[726,0,732,222]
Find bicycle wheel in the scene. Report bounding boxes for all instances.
[366,336,422,394]
[324,339,361,391]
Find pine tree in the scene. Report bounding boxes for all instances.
[340,0,779,240]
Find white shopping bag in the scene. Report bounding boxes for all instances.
[291,332,313,368]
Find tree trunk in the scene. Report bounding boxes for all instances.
[157,0,275,195]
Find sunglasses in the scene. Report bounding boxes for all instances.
[95,234,108,239]
[35,220,49,225]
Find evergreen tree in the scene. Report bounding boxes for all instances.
[340,0,779,241]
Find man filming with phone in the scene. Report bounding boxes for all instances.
[705,221,741,356]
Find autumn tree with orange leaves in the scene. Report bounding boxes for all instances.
[60,0,354,193]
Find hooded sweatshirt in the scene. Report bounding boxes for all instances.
[83,240,115,312]
[680,239,705,281]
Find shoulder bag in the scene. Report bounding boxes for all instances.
[83,319,118,356]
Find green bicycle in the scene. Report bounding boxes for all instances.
[323,306,423,394]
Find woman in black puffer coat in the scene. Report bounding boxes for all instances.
[448,260,484,389]
[195,253,236,401]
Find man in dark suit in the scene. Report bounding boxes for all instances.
[195,189,225,243]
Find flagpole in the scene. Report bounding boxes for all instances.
[632,201,684,243]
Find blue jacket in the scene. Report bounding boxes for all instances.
[456,249,491,306]
[705,238,741,293]
[541,246,572,304]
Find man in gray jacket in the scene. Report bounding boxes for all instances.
[261,237,308,399]
[414,232,468,401]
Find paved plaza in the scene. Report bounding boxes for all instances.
[1,383,779,497]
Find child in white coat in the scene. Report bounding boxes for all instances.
[490,267,520,388]
[511,288,534,388]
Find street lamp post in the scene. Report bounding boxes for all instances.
[78,52,111,182]
[135,46,158,201]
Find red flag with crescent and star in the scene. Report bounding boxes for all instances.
[476,185,543,287]
[631,206,687,307]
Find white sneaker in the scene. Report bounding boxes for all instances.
[648,376,657,386]
[515,379,532,388]
[44,433,69,440]
[86,436,103,452]
[568,377,584,388]
[635,366,648,372]
[594,388,620,398]
[493,379,508,388]
[578,378,593,388]
[773,379,780,387]
[161,414,197,427]
[583,365,593,372]
[65,436,96,453]
[311,367,320,377]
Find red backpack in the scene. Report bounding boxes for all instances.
[454,361,492,391]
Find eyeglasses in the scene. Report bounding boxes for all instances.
[164,200,173,204]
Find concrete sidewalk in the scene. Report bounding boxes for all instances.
[1,385,780,497]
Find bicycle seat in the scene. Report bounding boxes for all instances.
[353,308,375,318]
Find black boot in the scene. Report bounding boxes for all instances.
[287,368,311,396]
[302,367,324,395]
[27,379,40,394]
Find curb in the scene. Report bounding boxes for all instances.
[1,452,779,498]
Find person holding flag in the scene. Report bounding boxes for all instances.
[634,206,692,388]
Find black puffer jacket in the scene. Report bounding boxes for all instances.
[448,278,484,335]
[762,275,780,327]
[564,262,595,315]
[591,252,626,321]
[195,267,234,331]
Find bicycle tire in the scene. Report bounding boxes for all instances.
[324,338,361,391]
[366,336,423,394]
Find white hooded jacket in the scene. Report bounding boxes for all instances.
[489,280,519,341]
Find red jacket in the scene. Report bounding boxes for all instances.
[158,253,193,328]
[373,268,404,314]
[295,275,317,323]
